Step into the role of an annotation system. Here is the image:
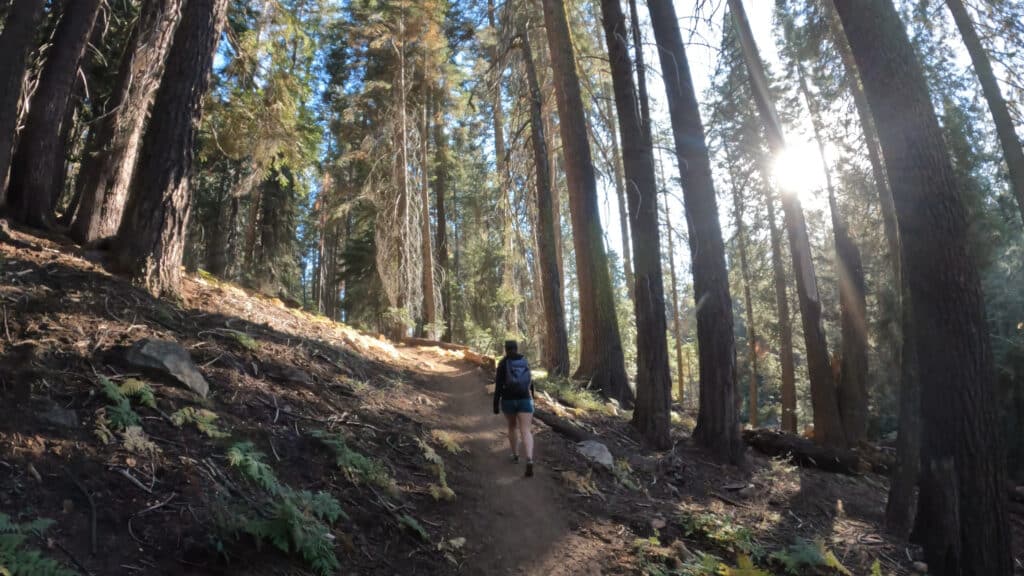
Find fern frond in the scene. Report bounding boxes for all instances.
[119,379,156,408]
[227,442,280,493]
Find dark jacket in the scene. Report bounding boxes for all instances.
[493,353,534,413]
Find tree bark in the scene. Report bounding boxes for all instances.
[71,0,183,243]
[432,89,452,342]
[795,64,869,445]
[728,0,845,449]
[833,0,1012,572]
[6,0,101,228]
[0,0,45,202]
[730,182,759,428]
[649,0,743,460]
[419,89,437,338]
[113,0,228,297]
[600,0,673,449]
[766,184,798,434]
[944,0,1024,225]
[521,29,569,378]
[657,160,686,406]
[541,0,632,407]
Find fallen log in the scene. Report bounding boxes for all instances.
[533,408,595,443]
[742,429,891,475]
[400,337,496,371]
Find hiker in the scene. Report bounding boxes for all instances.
[493,340,535,477]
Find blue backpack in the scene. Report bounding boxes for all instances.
[505,357,532,399]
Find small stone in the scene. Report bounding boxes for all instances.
[650,517,667,531]
[125,339,209,398]
[576,440,614,470]
[912,561,928,574]
[737,485,757,499]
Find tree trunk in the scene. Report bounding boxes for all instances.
[833,0,1012,572]
[731,182,759,428]
[657,157,686,406]
[71,0,183,243]
[649,0,742,460]
[600,0,673,448]
[541,0,632,407]
[600,82,634,302]
[6,0,101,228]
[419,92,437,338]
[0,0,45,202]
[521,28,569,378]
[432,90,452,342]
[728,0,845,449]
[944,0,1024,224]
[113,0,228,297]
[885,275,920,535]
[766,185,797,434]
[795,64,869,445]
[627,0,651,141]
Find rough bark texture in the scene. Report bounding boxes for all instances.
[541,0,632,407]
[419,94,437,337]
[432,96,452,342]
[521,29,569,378]
[796,66,869,445]
[742,429,891,475]
[834,0,1012,572]
[648,0,742,460]
[728,0,845,449]
[6,0,101,228]
[731,184,759,428]
[767,185,797,434]
[944,0,1024,224]
[0,0,45,202]
[113,0,228,297]
[600,0,673,450]
[71,0,183,243]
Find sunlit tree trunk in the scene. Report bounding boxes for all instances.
[648,0,742,459]
[833,0,1012,572]
[728,0,845,448]
[522,28,569,377]
[433,90,452,342]
[7,0,101,228]
[765,181,797,434]
[601,0,673,448]
[0,0,45,201]
[71,0,183,243]
[420,88,437,338]
[113,0,228,297]
[541,0,632,406]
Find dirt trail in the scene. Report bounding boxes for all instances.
[412,356,606,576]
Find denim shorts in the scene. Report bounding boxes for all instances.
[501,397,535,415]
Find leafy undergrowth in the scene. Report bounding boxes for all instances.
[0,227,477,575]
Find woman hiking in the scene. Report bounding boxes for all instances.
[493,340,535,477]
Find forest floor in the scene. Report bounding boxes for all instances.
[0,222,1020,575]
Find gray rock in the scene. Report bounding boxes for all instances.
[126,339,209,398]
[576,440,614,470]
[38,404,79,428]
[627,454,658,474]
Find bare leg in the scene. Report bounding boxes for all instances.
[516,412,534,461]
[505,414,519,456]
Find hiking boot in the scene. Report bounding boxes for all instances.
[511,453,520,463]
[525,461,534,477]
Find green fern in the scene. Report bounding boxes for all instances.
[171,407,229,438]
[118,379,157,408]
[309,429,392,489]
[0,514,76,576]
[416,438,454,500]
[225,330,259,351]
[227,442,280,493]
[397,514,429,542]
[98,377,142,429]
[769,539,852,575]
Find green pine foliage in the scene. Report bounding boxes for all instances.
[0,514,76,576]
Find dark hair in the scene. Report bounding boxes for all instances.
[504,340,518,354]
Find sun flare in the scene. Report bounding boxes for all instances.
[771,141,829,204]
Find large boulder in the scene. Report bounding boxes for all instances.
[576,440,614,470]
[125,339,209,398]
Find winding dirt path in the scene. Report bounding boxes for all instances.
[412,357,607,575]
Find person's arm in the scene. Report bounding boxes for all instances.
[493,358,505,414]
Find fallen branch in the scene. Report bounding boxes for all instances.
[741,429,891,475]
[533,409,595,443]
[115,468,153,494]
